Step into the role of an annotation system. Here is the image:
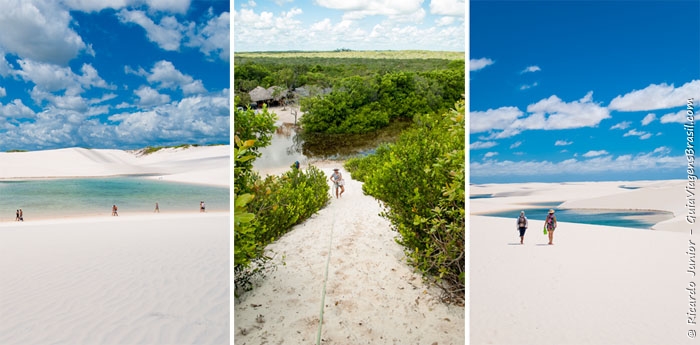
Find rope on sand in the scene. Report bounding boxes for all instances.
[316,209,335,345]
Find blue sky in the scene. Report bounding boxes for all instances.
[469,0,700,183]
[233,0,465,51]
[0,0,229,151]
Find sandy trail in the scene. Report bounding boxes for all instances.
[234,165,464,345]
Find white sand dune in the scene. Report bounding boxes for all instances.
[235,165,465,344]
[0,212,229,345]
[471,181,694,344]
[0,145,230,187]
[0,146,231,345]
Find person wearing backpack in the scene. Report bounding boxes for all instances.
[516,211,528,244]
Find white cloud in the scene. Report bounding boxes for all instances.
[471,149,683,178]
[524,91,610,130]
[641,113,656,126]
[108,89,229,145]
[0,89,229,150]
[0,99,35,119]
[520,82,538,90]
[609,80,700,111]
[623,129,652,140]
[142,0,191,14]
[473,93,609,139]
[315,0,425,20]
[610,121,632,130]
[0,0,87,65]
[135,86,171,107]
[484,151,498,158]
[470,106,523,133]
[583,150,609,158]
[61,0,128,12]
[117,10,185,51]
[554,140,572,146]
[0,52,12,77]
[234,5,463,51]
[0,87,5,97]
[435,16,455,26]
[510,141,522,149]
[660,109,696,124]
[470,58,494,71]
[185,11,230,61]
[430,0,465,16]
[521,65,541,73]
[144,60,206,94]
[470,141,497,150]
[17,60,111,92]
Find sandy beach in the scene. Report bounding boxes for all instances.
[235,164,465,344]
[0,146,230,345]
[471,180,693,344]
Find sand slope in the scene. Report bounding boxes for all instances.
[234,166,464,344]
[0,213,229,345]
[471,181,695,344]
[0,145,230,187]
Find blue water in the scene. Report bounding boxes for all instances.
[0,177,229,221]
[476,207,674,230]
[470,194,493,199]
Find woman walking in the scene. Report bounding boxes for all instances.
[545,209,557,245]
[516,211,528,244]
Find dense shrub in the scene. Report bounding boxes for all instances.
[247,166,330,247]
[233,101,276,195]
[300,67,464,134]
[234,101,330,295]
[234,161,330,294]
[345,100,465,303]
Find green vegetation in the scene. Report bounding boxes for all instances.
[233,100,277,195]
[345,100,465,304]
[6,149,28,153]
[299,65,464,134]
[235,50,465,60]
[140,143,201,155]
[234,106,330,295]
[234,50,465,110]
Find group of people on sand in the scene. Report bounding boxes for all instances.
[516,209,558,245]
[15,209,23,222]
[110,201,205,217]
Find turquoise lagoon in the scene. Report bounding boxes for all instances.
[476,207,674,230]
[0,177,229,221]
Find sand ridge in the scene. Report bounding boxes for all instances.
[0,146,230,344]
[471,180,694,344]
[0,145,230,187]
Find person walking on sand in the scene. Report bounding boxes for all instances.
[545,209,557,245]
[200,201,206,213]
[19,209,23,222]
[15,209,19,221]
[330,168,344,198]
[112,204,118,216]
[516,211,528,244]
[154,202,160,213]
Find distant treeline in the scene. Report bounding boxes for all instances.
[234,53,465,134]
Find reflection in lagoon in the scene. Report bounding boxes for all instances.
[253,119,412,171]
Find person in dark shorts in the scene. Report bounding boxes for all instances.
[516,211,528,244]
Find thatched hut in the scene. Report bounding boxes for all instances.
[249,86,272,107]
